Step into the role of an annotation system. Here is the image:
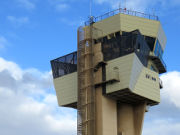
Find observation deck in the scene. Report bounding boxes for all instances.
[85,8,159,26]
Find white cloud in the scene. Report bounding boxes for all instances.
[95,0,180,12]
[142,71,180,135]
[16,0,35,10]
[60,18,84,27]
[1,55,180,135]
[7,16,29,27]
[95,0,153,11]
[0,57,77,135]
[55,3,70,12]
[144,120,180,135]
[161,71,180,108]
[48,0,72,12]
[0,36,8,49]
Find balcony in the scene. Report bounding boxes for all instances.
[50,52,77,79]
[85,8,159,26]
[148,53,167,74]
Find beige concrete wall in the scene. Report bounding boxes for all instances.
[133,67,160,102]
[54,53,160,106]
[93,14,120,39]
[129,54,144,91]
[91,13,166,51]
[117,103,146,135]
[120,14,160,37]
[129,54,160,102]
[94,54,117,135]
[96,88,117,135]
[90,13,163,39]
[120,14,166,52]
[84,13,166,52]
[106,53,160,103]
[118,104,135,135]
[106,53,134,94]
[157,23,167,51]
[53,72,77,106]
[53,54,160,107]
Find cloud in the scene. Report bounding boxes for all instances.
[60,18,84,27]
[95,0,153,10]
[143,120,180,135]
[0,55,180,135]
[0,36,8,49]
[0,57,77,135]
[94,0,180,12]
[142,71,180,135]
[48,0,71,12]
[7,16,29,27]
[55,3,70,12]
[161,71,180,108]
[16,0,35,10]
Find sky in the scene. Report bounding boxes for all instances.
[0,0,180,135]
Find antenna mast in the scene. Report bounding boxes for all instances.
[90,0,92,17]
[125,0,127,9]
[119,0,121,9]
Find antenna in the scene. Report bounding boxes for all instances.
[119,0,121,9]
[90,0,92,17]
[152,8,156,16]
[125,0,126,9]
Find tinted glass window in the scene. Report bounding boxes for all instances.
[51,52,77,79]
[145,36,156,51]
[154,40,163,60]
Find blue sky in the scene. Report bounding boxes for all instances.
[0,0,180,135]
[0,0,179,71]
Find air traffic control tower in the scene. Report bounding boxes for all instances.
[51,8,166,135]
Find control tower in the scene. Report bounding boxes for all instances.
[51,8,166,135]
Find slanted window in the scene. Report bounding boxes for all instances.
[154,40,163,60]
[145,36,156,51]
[51,52,77,79]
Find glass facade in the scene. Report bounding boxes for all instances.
[144,36,156,51]
[101,30,150,67]
[51,30,154,79]
[51,52,77,79]
[151,39,166,73]
[154,40,163,60]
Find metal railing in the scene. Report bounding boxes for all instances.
[160,57,167,70]
[85,8,159,26]
[155,53,167,70]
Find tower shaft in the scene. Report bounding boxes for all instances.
[51,9,167,135]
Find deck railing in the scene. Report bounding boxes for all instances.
[85,8,159,26]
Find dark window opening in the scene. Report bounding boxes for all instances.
[145,36,156,51]
[102,30,150,67]
[115,32,120,37]
[51,52,77,79]
[154,40,163,60]
[51,30,152,79]
[138,44,140,49]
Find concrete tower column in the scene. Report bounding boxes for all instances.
[117,103,146,135]
[94,65,117,135]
